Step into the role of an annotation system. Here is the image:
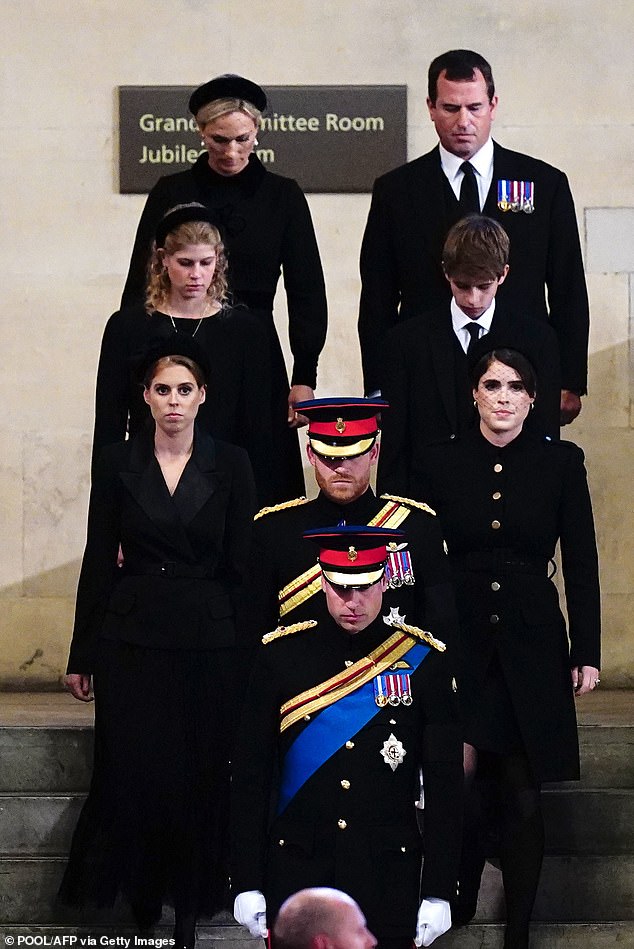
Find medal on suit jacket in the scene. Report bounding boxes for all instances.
[497,179,534,214]
[373,671,413,707]
[385,541,415,589]
[381,733,407,771]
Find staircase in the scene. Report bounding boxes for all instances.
[0,694,250,946]
[0,692,632,948]
[439,689,634,947]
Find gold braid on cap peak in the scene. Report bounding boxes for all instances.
[254,497,309,520]
[262,619,318,644]
[380,494,436,516]
[392,621,446,653]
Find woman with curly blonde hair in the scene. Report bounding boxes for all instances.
[92,203,278,503]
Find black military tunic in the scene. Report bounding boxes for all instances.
[418,428,601,782]
[231,614,463,941]
[246,488,458,652]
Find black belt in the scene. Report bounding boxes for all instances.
[450,551,555,577]
[122,561,220,580]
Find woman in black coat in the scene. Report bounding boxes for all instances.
[94,203,279,504]
[60,336,256,948]
[121,75,328,497]
[415,349,600,949]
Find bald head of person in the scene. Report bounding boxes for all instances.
[273,889,377,949]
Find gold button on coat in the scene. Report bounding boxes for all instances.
[492,491,502,500]
[490,614,500,624]
[345,740,355,749]
[491,581,501,591]
[337,819,347,830]
[491,520,501,529]
[278,839,285,846]
[341,779,351,790]
[494,463,503,473]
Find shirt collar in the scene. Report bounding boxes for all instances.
[439,137,494,182]
[451,296,496,334]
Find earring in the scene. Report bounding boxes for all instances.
[530,401,535,410]
[254,138,259,146]
[473,400,477,408]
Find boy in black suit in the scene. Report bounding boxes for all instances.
[378,215,561,496]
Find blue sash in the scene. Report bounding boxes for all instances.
[277,642,429,814]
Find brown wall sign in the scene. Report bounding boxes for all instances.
[118,85,407,194]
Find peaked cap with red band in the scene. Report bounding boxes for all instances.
[303,524,404,587]
[296,397,389,459]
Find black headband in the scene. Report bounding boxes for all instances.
[155,207,220,248]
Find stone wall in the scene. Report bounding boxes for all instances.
[1,1,632,686]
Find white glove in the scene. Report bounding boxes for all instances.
[233,890,268,938]
[414,897,451,947]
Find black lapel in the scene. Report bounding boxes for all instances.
[119,431,201,559]
[171,429,219,525]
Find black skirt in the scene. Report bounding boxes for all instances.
[58,638,234,925]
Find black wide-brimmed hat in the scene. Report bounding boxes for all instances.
[189,74,267,116]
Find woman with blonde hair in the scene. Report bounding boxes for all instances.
[94,202,277,503]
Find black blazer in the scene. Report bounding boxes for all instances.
[377,302,562,495]
[359,142,588,395]
[68,428,256,673]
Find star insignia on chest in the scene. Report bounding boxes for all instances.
[380,733,406,771]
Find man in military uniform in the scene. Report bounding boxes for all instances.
[245,398,458,653]
[232,526,462,949]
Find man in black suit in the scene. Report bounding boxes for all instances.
[378,216,561,496]
[359,49,588,425]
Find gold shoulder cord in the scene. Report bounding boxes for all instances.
[380,493,437,517]
[392,621,446,652]
[254,496,310,521]
[262,619,318,644]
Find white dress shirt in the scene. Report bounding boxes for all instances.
[440,138,494,211]
[451,297,496,353]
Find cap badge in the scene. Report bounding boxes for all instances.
[335,417,346,433]
[347,546,358,562]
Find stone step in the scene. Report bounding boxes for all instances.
[1,853,632,926]
[2,788,632,858]
[474,854,634,921]
[436,922,634,947]
[2,720,631,794]
[541,787,634,853]
[0,728,94,793]
[0,794,86,856]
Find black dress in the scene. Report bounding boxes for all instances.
[417,428,601,782]
[59,429,256,925]
[92,304,278,505]
[121,153,329,498]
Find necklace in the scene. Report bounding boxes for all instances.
[167,300,215,337]
[168,313,204,337]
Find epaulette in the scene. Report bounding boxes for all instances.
[380,493,436,517]
[392,621,446,653]
[254,496,309,521]
[262,619,318,644]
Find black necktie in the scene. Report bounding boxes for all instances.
[459,161,480,214]
[464,321,481,355]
